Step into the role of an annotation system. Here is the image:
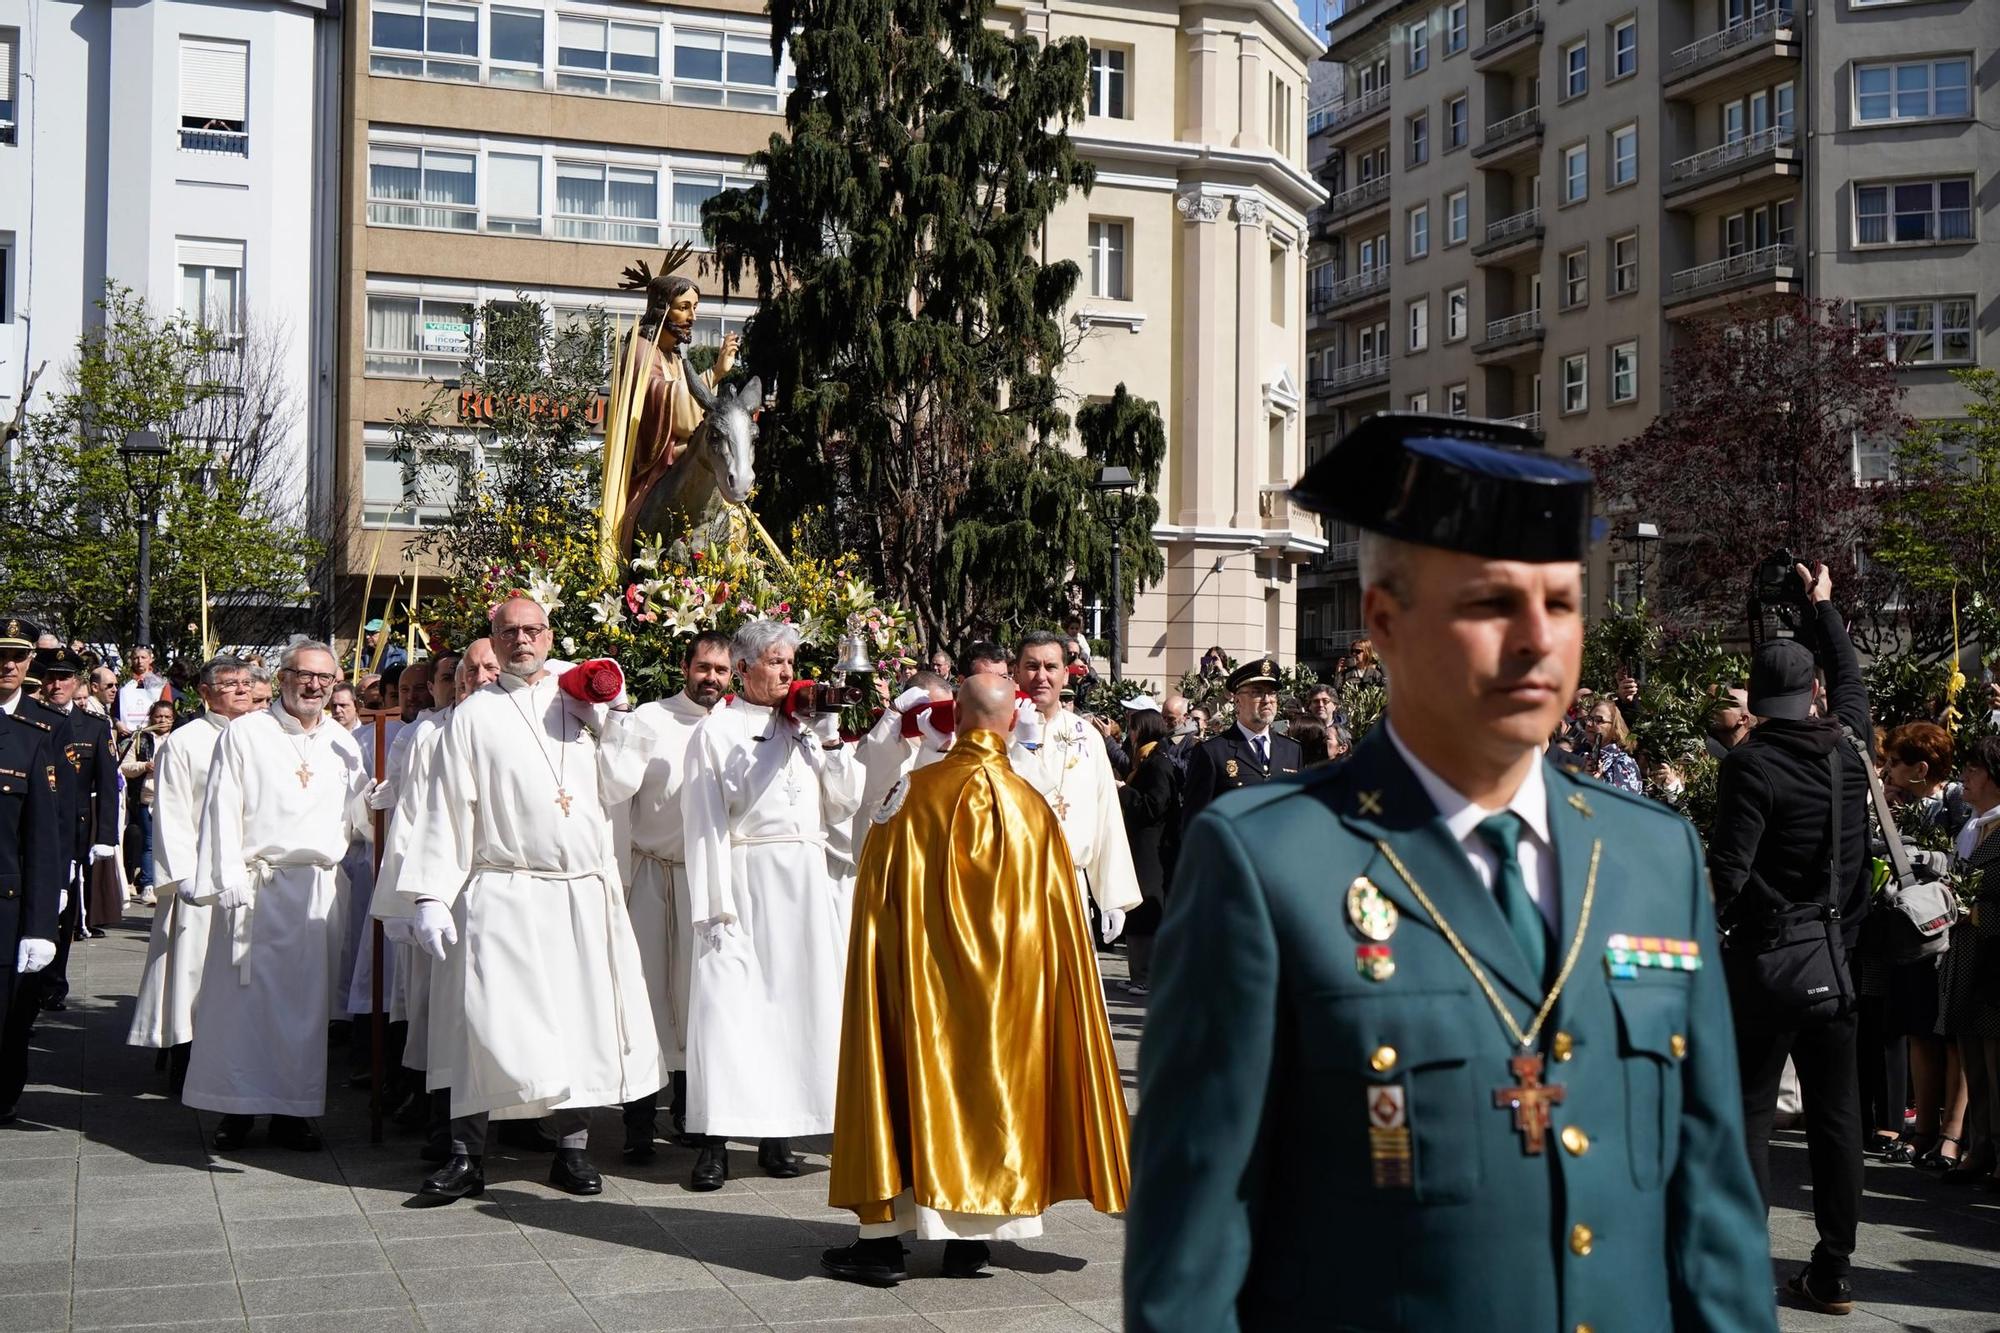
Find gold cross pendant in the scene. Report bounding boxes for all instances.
[1052,794,1071,820]
[295,764,313,789]
[555,787,573,816]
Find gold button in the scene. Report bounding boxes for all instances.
[1570,1223,1593,1257]
[1577,1326,1594,1333]
[1670,1033,1688,1060]
[1552,1031,1575,1062]
[1370,1045,1398,1073]
[1561,1125,1590,1157]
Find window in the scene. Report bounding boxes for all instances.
[1609,123,1637,187]
[1408,391,1430,412]
[1445,285,1467,340]
[367,143,477,231]
[1445,2,1468,54]
[364,434,463,526]
[1610,18,1636,79]
[556,17,660,99]
[1610,341,1638,403]
[1446,94,1468,149]
[1087,219,1127,299]
[179,38,249,153]
[1562,248,1587,308]
[1088,46,1126,119]
[1359,234,1389,273]
[1446,383,1468,416]
[487,7,543,87]
[670,170,755,247]
[1855,57,1971,124]
[1,28,18,145]
[1562,143,1588,204]
[1611,232,1638,295]
[1268,74,1293,154]
[1445,189,1468,245]
[555,162,658,243]
[1723,98,1745,144]
[178,240,243,337]
[369,0,477,81]
[366,293,473,377]
[1359,321,1387,361]
[1776,80,1795,131]
[1408,203,1430,258]
[1563,39,1588,99]
[0,237,10,321]
[1856,298,1975,366]
[1408,297,1429,352]
[673,28,779,111]
[1855,179,1973,246]
[1407,19,1428,74]
[486,153,541,234]
[1722,212,1746,257]
[1271,245,1287,325]
[1561,353,1587,413]
[1408,112,1428,166]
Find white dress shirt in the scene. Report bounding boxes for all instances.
[1236,722,1273,765]
[1387,722,1559,934]
[0,690,18,716]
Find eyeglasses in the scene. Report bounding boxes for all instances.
[495,624,549,640]
[282,670,340,686]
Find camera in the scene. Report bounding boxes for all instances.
[1747,547,1812,645]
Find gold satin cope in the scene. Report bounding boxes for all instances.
[830,728,1132,1226]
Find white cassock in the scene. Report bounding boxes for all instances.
[182,704,369,1117]
[341,716,406,1016]
[682,696,864,1138]
[843,705,951,872]
[1010,711,1143,916]
[396,673,660,1121]
[127,710,228,1049]
[370,706,453,1072]
[620,692,712,1073]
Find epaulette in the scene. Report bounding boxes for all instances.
[9,711,51,732]
[1200,759,1350,822]
[1551,764,1680,825]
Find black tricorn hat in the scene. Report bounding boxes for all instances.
[1291,413,1594,563]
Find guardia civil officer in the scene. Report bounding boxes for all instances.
[0,618,68,1124]
[1179,658,1302,829]
[1126,415,1774,1332]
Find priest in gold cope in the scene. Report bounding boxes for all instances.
[1126,414,1775,1332]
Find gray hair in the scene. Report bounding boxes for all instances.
[277,639,335,673]
[198,655,248,689]
[1357,530,1417,604]
[731,619,801,672]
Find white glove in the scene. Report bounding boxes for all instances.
[412,899,456,961]
[16,938,55,974]
[1100,907,1126,944]
[1014,700,1043,749]
[89,844,117,864]
[214,884,253,913]
[698,915,735,953]
[381,917,415,945]
[893,685,931,714]
[809,710,844,744]
[365,779,396,811]
[58,888,68,915]
[178,882,204,907]
[916,707,953,751]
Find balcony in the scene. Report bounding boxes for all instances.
[1474,5,1542,69]
[1312,267,1391,317]
[1474,105,1543,165]
[1665,126,1800,208]
[1473,206,1543,264]
[1325,84,1392,145]
[1321,175,1392,228]
[1665,8,1800,99]
[1473,311,1545,361]
[179,127,249,156]
[1499,410,1543,438]
[1323,355,1392,399]
[1665,243,1801,314]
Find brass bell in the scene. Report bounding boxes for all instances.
[835,633,875,676]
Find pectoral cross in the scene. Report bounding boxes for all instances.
[295,763,313,789]
[555,787,573,816]
[1494,1052,1565,1155]
[1051,794,1071,820]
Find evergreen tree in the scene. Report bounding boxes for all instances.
[1874,367,2000,659]
[704,0,1162,649]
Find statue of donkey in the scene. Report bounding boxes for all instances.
[621,357,761,556]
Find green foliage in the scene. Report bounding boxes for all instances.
[1340,680,1387,743]
[1863,655,1953,729]
[1873,368,2000,657]
[1174,657,1324,733]
[0,284,315,658]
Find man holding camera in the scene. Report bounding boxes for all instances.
[1708,563,1871,1316]
[681,619,864,1190]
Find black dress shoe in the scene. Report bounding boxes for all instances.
[267,1116,322,1152]
[1786,1267,1854,1316]
[941,1239,991,1278]
[213,1114,255,1152]
[821,1239,908,1287]
[39,995,66,1012]
[548,1147,603,1196]
[689,1140,729,1192]
[757,1138,804,1178]
[419,1154,485,1200]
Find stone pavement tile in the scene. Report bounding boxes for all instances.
[360,1202,524,1243]
[235,1270,414,1318]
[619,1176,768,1206]
[215,1187,362,1223]
[1067,1298,1121,1331]
[768,1318,932,1330]
[248,1310,424,1333]
[71,1280,247,1329]
[78,1220,228,1258]
[922,1308,1109,1333]
[224,1214,377,1252]
[381,1231,543,1272]
[550,1252,721,1297]
[697,1244,826,1289]
[1013,1258,1121,1305]
[77,1172,220,1205]
[0,1226,76,1263]
[0,1155,79,1183]
[892,1271,1066,1315]
[638,1191,792,1219]
[0,1128,85,1159]
[79,1154,214,1180]
[1001,1234,1123,1265]
[730,1274,913,1325]
[2,1175,83,1205]
[522,1220,679,1263]
[0,1260,71,1295]
[0,1288,68,1332]
[413,1291,600,1333]
[403,1259,572,1308]
[578,1286,764,1332]
[229,1239,390,1282]
[72,1251,238,1291]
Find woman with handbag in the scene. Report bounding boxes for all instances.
[1940,736,2000,1190]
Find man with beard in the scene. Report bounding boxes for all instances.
[1179,659,1303,827]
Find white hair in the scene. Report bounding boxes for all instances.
[732,619,801,672]
[1357,530,1418,603]
[278,639,335,672]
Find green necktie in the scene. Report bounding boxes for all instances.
[1476,812,1548,985]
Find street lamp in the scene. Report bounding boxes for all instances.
[1091,465,1137,685]
[119,429,171,651]
[1622,519,1662,685]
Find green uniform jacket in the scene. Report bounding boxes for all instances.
[1126,729,1775,1333]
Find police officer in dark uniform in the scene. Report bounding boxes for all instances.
[1126,416,1774,1332]
[0,618,68,1123]
[1179,658,1302,828]
[34,643,120,1003]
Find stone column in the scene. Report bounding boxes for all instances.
[1183,24,1225,146]
[1175,189,1229,529]
[1232,195,1266,529]
[1234,31,1265,150]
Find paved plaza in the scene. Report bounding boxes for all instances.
[0,912,1996,1332]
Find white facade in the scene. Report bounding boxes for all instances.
[0,0,338,522]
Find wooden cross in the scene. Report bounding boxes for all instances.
[1493,1052,1566,1155]
[296,763,313,789]
[554,787,573,816]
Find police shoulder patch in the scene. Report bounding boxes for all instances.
[871,777,909,825]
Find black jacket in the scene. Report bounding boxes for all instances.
[1119,746,1180,900]
[1707,602,1872,944]
[55,707,119,860]
[1181,727,1303,829]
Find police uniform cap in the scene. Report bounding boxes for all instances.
[1227,658,1281,692]
[33,644,83,679]
[0,615,42,653]
[1290,412,1594,563]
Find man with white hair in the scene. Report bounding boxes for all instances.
[181,641,370,1152]
[395,598,660,1200]
[681,618,864,1190]
[127,656,255,1088]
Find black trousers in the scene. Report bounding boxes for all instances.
[1855,995,1908,1137]
[1733,993,1864,1275]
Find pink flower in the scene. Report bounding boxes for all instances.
[623,583,642,614]
[638,611,657,623]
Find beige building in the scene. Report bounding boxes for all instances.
[1301,0,1999,672]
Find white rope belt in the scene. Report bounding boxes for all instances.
[632,849,686,1045]
[730,831,827,849]
[230,856,340,986]
[466,861,639,1067]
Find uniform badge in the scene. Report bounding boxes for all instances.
[871,777,909,825]
[1346,877,1398,941]
[1605,933,1701,979]
[1355,944,1395,982]
[1567,792,1595,818]
[1224,759,1239,778]
[1367,1086,1412,1188]
[45,765,57,792]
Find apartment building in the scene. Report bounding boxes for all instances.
[1299,0,1998,671]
